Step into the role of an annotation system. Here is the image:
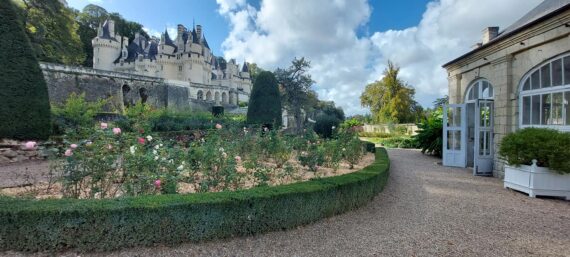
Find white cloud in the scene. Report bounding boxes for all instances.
[217,0,543,115]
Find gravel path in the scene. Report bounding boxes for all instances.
[8,149,570,257]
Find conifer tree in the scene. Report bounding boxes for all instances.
[247,71,282,127]
[0,0,51,140]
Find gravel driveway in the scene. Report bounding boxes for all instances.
[7,149,570,257]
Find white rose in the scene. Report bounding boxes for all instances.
[154,145,160,150]
[177,165,184,171]
[129,146,136,155]
[146,135,153,141]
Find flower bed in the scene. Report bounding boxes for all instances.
[0,148,389,252]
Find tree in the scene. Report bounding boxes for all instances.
[247,62,265,84]
[275,57,314,133]
[16,0,85,65]
[247,71,282,127]
[433,95,449,109]
[360,61,418,124]
[0,0,51,140]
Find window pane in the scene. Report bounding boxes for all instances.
[552,59,563,86]
[472,83,479,99]
[522,96,531,125]
[454,131,462,150]
[566,92,570,125]
[523,79,531,91]
[468,87,474,100]
[541,94,552,125]
[447,131,453,150]
[488,84,493,98]
[565,57,570,85]
[552,92,563,125]
[531,95,541,125]
[481,82,490,98]
[531,70,540,89]
[541,64,551,88]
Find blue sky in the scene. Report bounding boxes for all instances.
[67,0,431,56]
[67,0,541,115]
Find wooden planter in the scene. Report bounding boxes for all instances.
[504,160,570,200]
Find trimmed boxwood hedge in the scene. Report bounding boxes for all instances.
[0,148,389,252]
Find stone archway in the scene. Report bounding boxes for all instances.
[197,90,204,100]
[222,92,227,104]
[206,91,212,101]
[122,84,131,109]
[229,92,234,105]
[215,92,220,103]
[139,88,148,104]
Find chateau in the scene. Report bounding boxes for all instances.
[92,20,251,106]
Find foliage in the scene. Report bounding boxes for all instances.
[413,108,443,156]
[499,128,570,174]
[359,132,394,138]
[338,131,366,169]
[51,93,107,138]
[313,114,341,139]
[15,0,85,65]
[0,149,389,252]
[247,71,282,127]
[275,57,315,132]
[380,137,420,149]
[247,62,265,84]
[0,0,51,140]
[360,61,420,123]
[342,118,364,129]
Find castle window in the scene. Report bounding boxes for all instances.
[161,65,164,71]
[179,66,182,71]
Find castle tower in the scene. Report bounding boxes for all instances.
[240,62,250,79]
[92,19,122,71]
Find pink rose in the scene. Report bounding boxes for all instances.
[24,141,37,150]
[70,144,78,149]
[112,127,122,135]
[64,149,73,157]
[154,179,161,189]
[138,137,146,145]
[100,122,108,129]
[234,156,242,162]
[215,123,222,129]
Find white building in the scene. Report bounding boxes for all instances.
[92,20,251,105]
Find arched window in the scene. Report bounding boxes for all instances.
[222,92,227,104]
[465,79,493,103]
[122,84,131,108]
[215,92,220,103]
[197,90,204,100]
[519,53,570,129]
[206,91,212,101]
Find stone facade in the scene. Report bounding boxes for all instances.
[92,20,251,105]
[0,140,47,164]
[443,2,570,177]
[41,62,240,113]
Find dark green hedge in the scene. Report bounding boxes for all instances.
[247,71,282,126]
[0,148,389,252]
[0,0,52,140]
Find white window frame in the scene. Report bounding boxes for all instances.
[519,53,570,132]
[464,79,494,103]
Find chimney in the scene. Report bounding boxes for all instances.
[108,20,115,37]
[196,25,202,40]
[482,27,499,44]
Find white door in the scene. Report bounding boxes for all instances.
[474,100,494,176]
[443,104,467,167]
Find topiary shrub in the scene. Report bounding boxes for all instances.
[313,114,340,139]
[247,71,282,127]
[0,0,52,140]
[212,106,224,117]
[499,128,570,174]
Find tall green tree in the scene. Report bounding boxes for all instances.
[0,0,51,140]
[247,71,282,127]
[275,57,314,133]
[360,61,418,123]
[75,4,108,67]
[246,62,265,84]
[16,0,85,65]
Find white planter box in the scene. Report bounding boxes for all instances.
[504,161,570,200]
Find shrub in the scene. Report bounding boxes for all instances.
[247,71,282,127]
[212,106,224,117]
[0,149,390,252]
[381,137,419,149]
[51,93,107,138]
[413,109,443,156]
[313,114,340,139]
[341,118,364,129]
[0,0,51,140]
[358,131,394,138]
[498,128,570,174]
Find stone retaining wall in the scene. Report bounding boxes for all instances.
[0,140,47,164]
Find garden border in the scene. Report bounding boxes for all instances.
[0,147,389,252]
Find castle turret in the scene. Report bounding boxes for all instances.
[196,25,202,41]
[92,19,122,71]
[240,62,250,79]
[159,29,177,55]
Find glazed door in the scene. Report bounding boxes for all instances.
[474,100,494,176]
[443,104,467,167]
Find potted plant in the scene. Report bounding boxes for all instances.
[499,128,570,200]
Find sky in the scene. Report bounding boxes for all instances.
[67,0,543,115]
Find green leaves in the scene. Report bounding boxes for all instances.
[360,61,419,123]
[247,71,282,126]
